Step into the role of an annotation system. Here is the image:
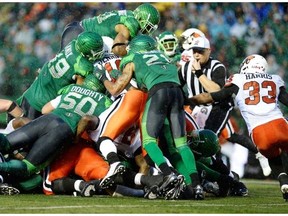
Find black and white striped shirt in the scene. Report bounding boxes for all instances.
[179,57,228,98]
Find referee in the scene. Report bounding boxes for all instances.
[179,36,233,136]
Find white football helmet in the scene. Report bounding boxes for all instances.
[239,54,268,74]
[180,28,205,50]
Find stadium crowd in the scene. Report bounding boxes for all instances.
[0,3,287,99]
[0,2,287,201]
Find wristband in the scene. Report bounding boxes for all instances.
[7,101,17,112]
[195,69,203,78]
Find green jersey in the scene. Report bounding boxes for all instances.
[168,52,181,65]
[81,10,140,39]
[52,84,112,133]
[22,40,94,111]
[120,50,180,91]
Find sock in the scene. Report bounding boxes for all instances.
[169,152,191,184]
[144,143,167,169]
[134,173,143,186]
[74,180,83,192]
[227,133,258,153]
[52,177,77,194]
[99,139,117,159]
[177,145,198,174]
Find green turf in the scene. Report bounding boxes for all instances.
[0,179,286,214]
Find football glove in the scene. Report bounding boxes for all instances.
[94,67,108,83]
[109,69,121,82]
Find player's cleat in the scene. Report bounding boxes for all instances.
[157,173,180,197]
[255,152,272,177]
[217,175,233,197]
[164,175,186,200]
[281,184,288,201]
[229,180,248,197]
[0,183,20,195]
[80,180,101,197]
[100,162,126,189]
[144,185,159,200]
[278,173,288,201]
[193,184,205,200]
[202,180,219,196]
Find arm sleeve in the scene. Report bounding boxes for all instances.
[210,84,239,102]
[278,87,288,107]
[211,65,227,87]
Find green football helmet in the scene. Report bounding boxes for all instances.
[156,31,179,57]
[133,3,160,35]
[127,35,157,53]
[83,74,106,93]
[76,31,104,62]
[188,129,220,157]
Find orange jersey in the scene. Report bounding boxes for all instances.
[43,139,109,195]
[101,89,148,139]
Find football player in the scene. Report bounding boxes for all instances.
[156,31,181,67]
[0,74,112,181]
[189,54,288,201]
[60,3,160,57]
[14,32,105,121]
[98,35,204,200]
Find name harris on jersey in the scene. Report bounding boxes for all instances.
[244,73,272,80]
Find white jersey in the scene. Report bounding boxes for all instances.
[179,49,193,66]
[229,73,285,132]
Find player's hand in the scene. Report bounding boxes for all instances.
[191,59,201,73]
[109,69,121,82]
[75,68,91,77]
[94,67,107,82]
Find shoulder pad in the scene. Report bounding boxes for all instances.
[119,16,140,38]
[120,53,135,70]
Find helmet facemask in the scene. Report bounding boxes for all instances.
[157,32,178,57]
[135,13,158,35]
[84,49,105,62]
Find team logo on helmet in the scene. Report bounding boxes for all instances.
[76,32,104,62]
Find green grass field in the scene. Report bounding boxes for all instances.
[0,179,286,214]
